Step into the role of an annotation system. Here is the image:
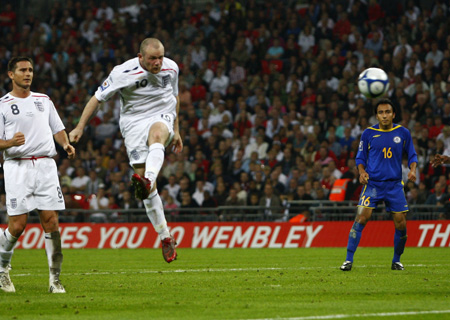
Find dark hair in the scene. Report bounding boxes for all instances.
[374,99,396,115]
[7,56,33,72]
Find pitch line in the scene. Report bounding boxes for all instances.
[12,263,450,277]
[244,309,450,320]
[13,267,284,277]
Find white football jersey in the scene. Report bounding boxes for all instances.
[95,57,179,123]
[0,92,65,160]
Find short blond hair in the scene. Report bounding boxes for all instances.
[139,38,163,55]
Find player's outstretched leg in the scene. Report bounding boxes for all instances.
[340,222,365,271]
[143,190,177,263]
[45,231,66,293]
[0,229,17,292]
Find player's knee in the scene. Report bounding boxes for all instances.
[355,216,368,225]
[395,220,406,230]
[9,222,26,237]
[41,214,59,232]
[355,209,370,225]
[149,124,169,145]
[149,133,167,145]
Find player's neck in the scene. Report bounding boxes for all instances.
[379,123,393,130]
[10,86,31,99]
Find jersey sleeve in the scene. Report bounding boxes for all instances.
[355,129,369,168]
[94,67,128,102]
[48,100,65,134]
[403,128,418,167]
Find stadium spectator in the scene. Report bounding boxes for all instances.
[259,182,282,221]
[209,65,229,97]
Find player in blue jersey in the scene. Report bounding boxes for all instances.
[340,99,418,271]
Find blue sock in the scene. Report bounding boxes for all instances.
[345,222,365,262]
[393,228,407,263]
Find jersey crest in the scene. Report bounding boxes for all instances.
[393,136,401,143]
[34,101,44,112]
[130,149,140,161]
[162,75,170,87]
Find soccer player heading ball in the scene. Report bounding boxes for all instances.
[341,99,418,271]
[70,38,182,263]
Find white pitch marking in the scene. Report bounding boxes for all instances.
[13,267,284,277]
[11,264,450,277]
[243,309,450,320]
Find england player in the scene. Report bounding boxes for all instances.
[69,38,181,263]
[0,57,75,293]
[340,99,417,271]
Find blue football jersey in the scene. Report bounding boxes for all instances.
[355,124,418,181]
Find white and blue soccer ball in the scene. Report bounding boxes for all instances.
[357,67,389,98]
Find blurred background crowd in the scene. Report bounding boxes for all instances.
[0,0,449,222]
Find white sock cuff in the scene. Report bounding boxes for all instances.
[45,231,61,239]
[149,143,165,152]
[5,229,18,243]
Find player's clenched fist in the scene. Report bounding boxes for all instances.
[69,127,83,143]
[359,171,369,185]
[64,144,76,160]
[12,132,25,146]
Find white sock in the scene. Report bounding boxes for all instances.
[0,229,17,272]
[45,231,63,282]
[143,190,170,239]
[145,143,165,182]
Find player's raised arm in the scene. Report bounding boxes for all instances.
[431,154,450,167]
[69,96,101,143]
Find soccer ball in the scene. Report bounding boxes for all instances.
[357,67,389,98]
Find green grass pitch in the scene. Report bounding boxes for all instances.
[0,248,449,320]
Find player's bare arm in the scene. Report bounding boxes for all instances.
[0,132,25,151]
[171,96,183,154]
[431,154,449,167]
[357,164,369,184]
[408,162,417,182]
[69,96,101,143]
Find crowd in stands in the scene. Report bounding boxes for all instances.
[0,0,449,222]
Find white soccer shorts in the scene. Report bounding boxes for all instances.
[120,113,175,166]
[4,157,65,216]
